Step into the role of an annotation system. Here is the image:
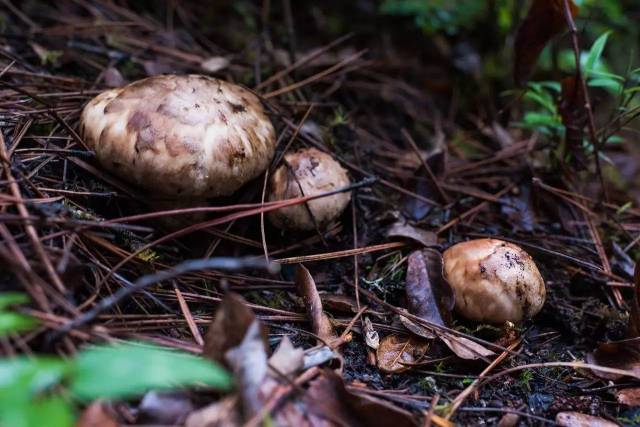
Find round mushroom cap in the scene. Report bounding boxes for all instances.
[442,239,545,323]
[80,75,275,198]
[268,148,351,230]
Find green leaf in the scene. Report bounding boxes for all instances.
[588,78,622,92]
[0,312,38,336]
[585,31,611,76]
[0,357,69,400]
[1,397,74,427]
[70,342,232,400]
[0,293,29,310]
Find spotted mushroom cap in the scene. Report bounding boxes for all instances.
[80,74,275,198]
[442,239,545,323]
[268,147,351,230]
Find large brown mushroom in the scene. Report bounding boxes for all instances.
[80,75,275,200]
[442,238,545,323]
[267,148,351,231]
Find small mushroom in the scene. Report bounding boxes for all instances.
[442,238,545,323]
[80,75,275,200]
[268,148,350,230]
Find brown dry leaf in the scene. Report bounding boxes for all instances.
[304,369,417,427]
[184,396,239,427]
[296,264,337,344]
[616,387,640,406]
[76,401,118,427]
[438,331,494,360]
[321,293,359,313]
[386,222,437,248]
[555,411,619,427]
[203,292,269,368]
[405,249,454,329]
[587,262,640,379]
[376,334,429,373]
[514,0,579,86]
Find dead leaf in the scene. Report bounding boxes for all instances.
[376,334,429,373]
[398,309,435,339]
[184,396,239,427]
[555,411,619,427]
[321,293,359,313]
[77,401,118,427]
[137,391,193,425]
[296,264,337,344]
[203,292,268,368]
[438,331,494,360]
[269,336,305,378]
[559,76,589,167]
[304,369,417,427]
[405,249,454,329]
[586,339,640,380]
[200,56,230,73]
[616,387,640,406]
[514,0,579,86]
[386,222,437,248]
[363,317,380,349]
[225,321,269,419]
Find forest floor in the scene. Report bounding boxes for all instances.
[1,1,640,426]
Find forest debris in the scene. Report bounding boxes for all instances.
[269,336,305,378]
[363,317,380,349]
[304,370,417,427]
[514,0,579,85]
[322,293,360,313]
[203,293,269,368]
[438,331,494,360]
[555,411,619,427]
[376,334,429,373]
[559,76,589,167]
[386,222,437,248]
[184,396,239,427]
[77,401,118,427]
[296,264,338,344]
[497,413,520,427]
[200,56,230,73]
[137,391,193,425]
[405,249,453,328]
[615,388,640,406]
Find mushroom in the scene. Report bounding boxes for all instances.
[442,238,545,323]
[268,148,351,230]
[80,74,275,203]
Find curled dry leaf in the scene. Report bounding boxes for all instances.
[77,401,118,427]
[514,0,579,86]
[363,317,380,349]
[405,249,454,329]
[437,331,494,361]
[296,264,337,344]
[203,292,269,368]
[376,334,429,373]
[555,412,619,427]
[616,387,640,406]
[386,222,437,248]
[304,369,417,427]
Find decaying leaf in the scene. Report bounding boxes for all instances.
[405,249,454,329]
[587,262,640,380]
[514,0,579,86]
[269,336,305,378]
[363,317,380,349]
[438,331,494,360]
[616,387,640,406]
[184,396,239,427]
[386,222,437,248]
[296,264,337,344]
[322,293,359,313]
[399,309,435,339]
[555,411,619,427]
[376,334,429,373]
[304,369,417,427]
[77,401,118,427]
[559,76,588,167]
[203,292,269,368]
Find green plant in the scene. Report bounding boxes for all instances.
[0,293,231,427]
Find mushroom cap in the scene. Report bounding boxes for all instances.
[80,75,275,198]
[442,239,545,323]
[268,148,351,230]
